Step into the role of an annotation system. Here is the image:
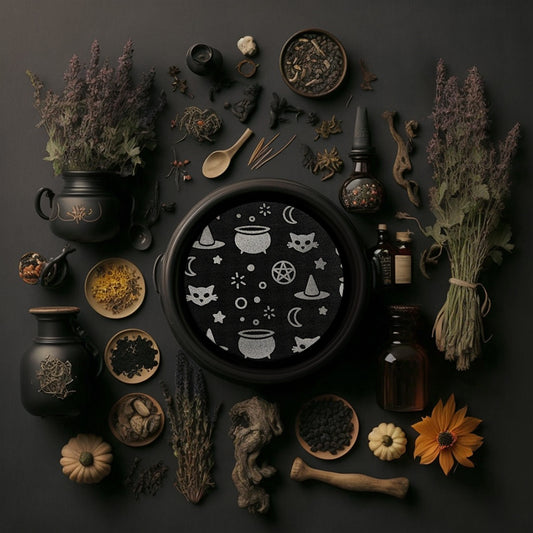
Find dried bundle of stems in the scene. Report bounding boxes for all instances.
[161,352,218,503]
[398,59,520,370]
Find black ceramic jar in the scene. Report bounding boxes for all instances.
[20,306,101,417]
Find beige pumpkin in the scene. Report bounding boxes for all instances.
[368,422,407,461]
[60,433,113,484]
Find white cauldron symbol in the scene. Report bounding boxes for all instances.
[238,329,275,359]
[234,225,271,254]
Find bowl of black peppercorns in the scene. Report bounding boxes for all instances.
[296,394,359,460]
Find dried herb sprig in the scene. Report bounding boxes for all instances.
[397,59,520,370]
[160,352,218,504]
[125,457,168,499]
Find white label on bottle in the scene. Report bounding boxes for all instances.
[394,255,412,284]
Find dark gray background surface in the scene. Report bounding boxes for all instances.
[1,1,531,531]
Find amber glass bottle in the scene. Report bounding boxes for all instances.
[393,231,412,286]
[377,305,428,412]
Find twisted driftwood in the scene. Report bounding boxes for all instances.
[382,110,421,207]
[228,396,283,513]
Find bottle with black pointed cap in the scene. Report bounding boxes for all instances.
[339,106,384,213]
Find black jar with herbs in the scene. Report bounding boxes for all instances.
[377,305,428,412]
[20,306,101,417]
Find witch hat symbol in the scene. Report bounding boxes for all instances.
[206,328,228,350]
[295,274,330,300]
[193,225,225,249]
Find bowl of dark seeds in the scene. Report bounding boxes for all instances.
[296,394,359,459]
[104,328,160,384]
[279,28,347,98]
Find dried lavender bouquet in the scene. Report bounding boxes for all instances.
[161,352,217,503]
[27,39,165,176]
[398,59,520,370]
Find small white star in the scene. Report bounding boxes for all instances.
[318,306,328,316]
[213,255,222,264]
[314,257,327,270]
[213,311,226,323]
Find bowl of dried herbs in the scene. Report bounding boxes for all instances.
[279,28,347,98]
[85,258,145,319]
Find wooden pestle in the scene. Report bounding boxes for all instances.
[290,457,409,499]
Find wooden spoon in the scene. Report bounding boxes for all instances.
[202,128,253,178]
[290,457,409,499]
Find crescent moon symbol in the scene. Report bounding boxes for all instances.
[282,205,298,225]
[287,306,303,328]
[185,256,197,277]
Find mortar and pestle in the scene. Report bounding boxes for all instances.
[290,457,409,499]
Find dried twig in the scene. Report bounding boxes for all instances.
[250,135,296,170]
[382,110,421,207]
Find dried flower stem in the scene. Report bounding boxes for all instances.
[160,352,217,504]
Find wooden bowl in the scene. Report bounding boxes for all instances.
[104,329,160,384]
[108,393,164,447]
[296,394,359,460]
[279,28,347,98]
[85,258,145,319]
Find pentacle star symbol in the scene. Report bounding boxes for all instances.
[213,311,226,323]
[271,260,296,284]
[213,255,223,264]
[318,306,328,316]
[314,257,327,270]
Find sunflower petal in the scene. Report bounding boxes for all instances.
[439,448,455,475]
[449,405,468,431]
[456,432,484,450]
[455,416,483,435]
[412,416,439,436]
[414,436,439,462]
[452,444,476,468]
[441,394,457,429]
[430,398,445,429]
[418,444,440,465]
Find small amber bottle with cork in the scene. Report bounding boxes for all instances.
[393,231,412,286]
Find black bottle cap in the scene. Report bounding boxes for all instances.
[350,106,375,156]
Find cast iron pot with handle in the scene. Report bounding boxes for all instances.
[154,178,370,384]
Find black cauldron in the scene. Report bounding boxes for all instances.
[155,179,369,384]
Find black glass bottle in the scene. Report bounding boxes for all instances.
[369,223,394,288]
[339,106,384,213]
[377,305,428,412]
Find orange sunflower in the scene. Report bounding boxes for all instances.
[412,394,483,475]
